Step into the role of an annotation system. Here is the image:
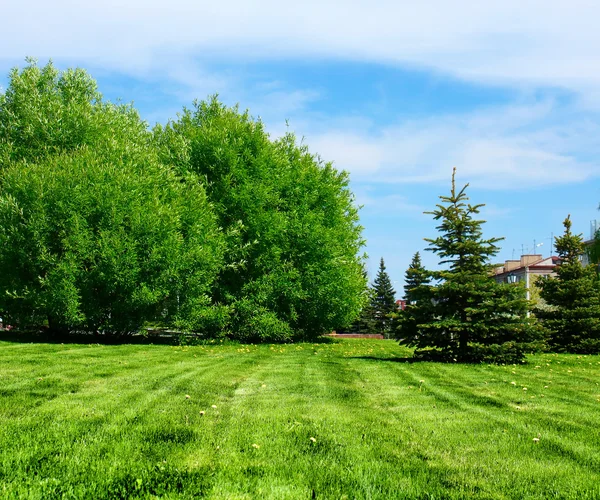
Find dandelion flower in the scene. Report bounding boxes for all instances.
[185,395,191,399]
[211,405,217,409]
[511,381,517,385]
[419,380,425,384]
[310,437,317,443]
[199,411,205,416]
[533,437,540,443]
[522,387,528,391]
[252,443,260,449]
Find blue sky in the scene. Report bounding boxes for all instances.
[2,1,600,294]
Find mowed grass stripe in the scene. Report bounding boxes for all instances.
[1,339,599,499]
[343,350,600,498]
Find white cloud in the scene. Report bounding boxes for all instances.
[298,102,600,189]
[3,1,600,98]
[353,189,426,214]
[3,1,600,190]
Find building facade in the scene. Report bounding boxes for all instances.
[493,254,559,304]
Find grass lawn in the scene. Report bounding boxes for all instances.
[1,338,599,499]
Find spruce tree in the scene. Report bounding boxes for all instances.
[536,216,600,353]
[396,252,432,344]
[370,258,397,335]
[414,168,538,363]
[403,252,429,304]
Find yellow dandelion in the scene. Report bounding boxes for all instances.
[252,443,260,449]
[185,395,191,399]
[310,437,317,443]
[211,405,217,409]
[510,381,517,385]
[533,437,540,443]
[199,411,205,416]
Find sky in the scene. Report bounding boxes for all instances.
[2,1,600,294]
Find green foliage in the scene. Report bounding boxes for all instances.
[396,252,432,344]
[345,287,377,334]
[0,58,147,167]
[408,169,540,363]
[536,216,600,353]
[0,61,366,342]
[154,98,367,341]
[0,60,224,336]
[369,258,397,336]
[0,148,224,335]
[586,228,600,267]
[403,252,429,304]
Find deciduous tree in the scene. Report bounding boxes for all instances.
[154,98,367,341]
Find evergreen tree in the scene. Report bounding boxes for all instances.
[536,216,600,353]
[370,258,397,335]
[396,252,432,344]
[403,252,429,304]
[412,168,539,363]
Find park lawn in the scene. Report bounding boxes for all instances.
[0,339,599,499]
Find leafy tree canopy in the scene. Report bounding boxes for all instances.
[0,62,367,342]
[0,61,224,336]
[154,98,367,341]
[0,58,147,167]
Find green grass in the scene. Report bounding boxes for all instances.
[1,339,599,499]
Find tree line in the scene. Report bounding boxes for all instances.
[357,169,600,362]
[0,60,367,341]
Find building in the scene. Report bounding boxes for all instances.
[493,254,559,303]
[581,220,599,267]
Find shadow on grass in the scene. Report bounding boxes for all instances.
[352,355,422,363]
[0,330,340,346]
[0,329,192,346]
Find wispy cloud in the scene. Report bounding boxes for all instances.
[4,1,600,101]
[299,101,600,189]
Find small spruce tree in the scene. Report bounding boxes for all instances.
[403,252,429,305]
[396,252,432,344]
[413,168,539,363]
[370,258,397,336]
[536,215,600,353]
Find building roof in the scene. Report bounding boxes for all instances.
[493,255,559,278]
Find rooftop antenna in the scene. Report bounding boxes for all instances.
[547,232,554,255]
